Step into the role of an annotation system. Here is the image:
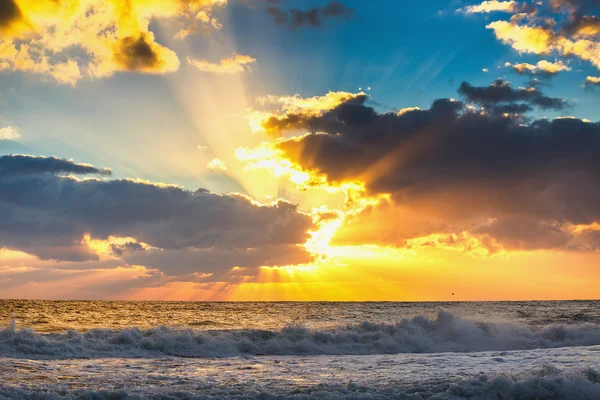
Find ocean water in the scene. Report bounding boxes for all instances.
[2,301,600,399]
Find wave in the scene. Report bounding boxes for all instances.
[3,310,600,358]
[1,366,600,399]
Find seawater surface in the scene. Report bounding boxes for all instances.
[2,300,600,399]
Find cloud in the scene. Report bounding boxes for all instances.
[112,33,179,74]
[0,125,20,140]
[207,158,228,171]
[0,0,30,37]
[484,3,600,72]
[247,91,600,251]
[267,1,354,28]
[487,21,556,54]
[586,76,600,85]
[506,59,571,77]
[458,79,568,110]
[250,91,366,136]
[551,0,600,36]
[0,154,111,176]
[187,53,256,74]
[0,155,315,272]
[461,0,536,14]
[123,244,314,278]
[0,0,227,84]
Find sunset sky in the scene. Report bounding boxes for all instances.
[1,0,600,301]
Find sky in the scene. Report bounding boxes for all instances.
[1,0,600,301]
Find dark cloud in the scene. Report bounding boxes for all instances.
[551,0,600,11]
[474,216,572,251]
[0,156,314,271]
[491,103,533,114]
[515,2,538,14]
[268,93,600,253]
[124,245,314,278]
[0,154,111,176]
[267,6,288,24]
[262,94,368,137]
[267,1,354,28]
[458,79,568,111]
[551,0,600,36]
[565,14,600,35]
[112,34,175,72]
[0,0,22,28]
[509,65,567,82]
[110,241,144,256]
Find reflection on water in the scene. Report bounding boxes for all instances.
[2,300,600,332]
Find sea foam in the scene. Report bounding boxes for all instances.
[3,310,600,359]
[1,366,600,399]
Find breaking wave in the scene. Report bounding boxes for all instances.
[3,311,600,359]
[2,366,600,399]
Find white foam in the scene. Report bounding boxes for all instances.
[1,366,600,399]
[3,310,600,358]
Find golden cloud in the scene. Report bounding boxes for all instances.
[586,76,600,85]
[249,91,366,136]
[487,21,555,54]
[507,59,571,75]
[187,53,256,74]
[0,0,227,84]
[485,6,600,72]
[112,33,179,73]
[463,0,518,14]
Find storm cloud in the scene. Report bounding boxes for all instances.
[263,92,600,251]
[458,79,568,110]
[0,155,315,271]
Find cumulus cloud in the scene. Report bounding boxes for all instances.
[487,21,556,54]
[550,0,600,36]
[0,155,314,273]
[112,33,179,74]
[488,20,600,70]
[506,60,571,77]
[248,91,600,251]
[0,126,20,140]
[481,2,600,72]
[187,53,256,74]
[267,1,354,29]
[586,76,600,85]
[566,15,600,37]
[458,79,568,110]
[250,91,366,136]
[461,0,536,14]
[0,0,227,84]
[206,158,228,171]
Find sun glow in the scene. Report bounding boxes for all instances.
[235,139,394,263]
[83,235,153,258]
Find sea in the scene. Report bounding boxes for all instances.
[2,300,600,399]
